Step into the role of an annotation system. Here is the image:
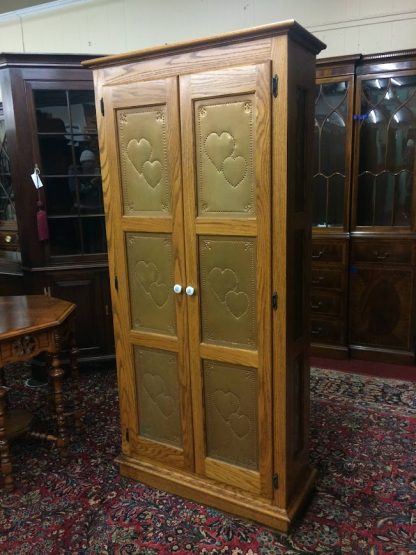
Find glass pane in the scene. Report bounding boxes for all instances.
[117,106,171,215]
[358,75,416,227]
[312,174,327,227]
[357,172,374,226]
[48,218,82,255]
[199,237,257,349]
[34,90,69,133]
[69,90,97,136]
[327,174,344,226]
[194,96,255,216]
[313,81,348,228]
[43,177,76,215]
[374,172,394,226]
[203,361,258,470]
[81,216,106,253]
[38,134,72,174]
[134,346,182,447]
[126,233,176,335]
[395,170,412,225]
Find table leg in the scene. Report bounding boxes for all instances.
[0,387,13,492]
[69,333,82,434]
[49,351,68,464]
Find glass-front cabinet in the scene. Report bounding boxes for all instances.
[0,81,21,276]
[311,56,357,359]
[0,54,114,362]
[312,50,416,365]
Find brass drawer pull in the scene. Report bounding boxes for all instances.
[311,327,322,336]
[311,301,324,310]
[373,250,389,260]
[4,235,12,243]
[312,249,325,259]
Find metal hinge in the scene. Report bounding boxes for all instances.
[272,473,279,489]
[100,97,105,116]
[272,291,278,310]
[271,74,278,98]
[115,275,119,292]
[125,428,129,442]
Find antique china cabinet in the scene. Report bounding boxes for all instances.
[311,50,416,364]
[0,54,114,362]
[311,55,360,358]
[88,21,325,531]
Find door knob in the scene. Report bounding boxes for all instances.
[173,284,183,294]
[185,286,195,296]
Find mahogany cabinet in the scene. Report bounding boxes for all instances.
[89,21,325,531]
[312,50,416,364]
[0,54,114,363]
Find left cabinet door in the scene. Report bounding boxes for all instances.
[103,78,194,471]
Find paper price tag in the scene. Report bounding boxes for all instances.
[31,172,44,189]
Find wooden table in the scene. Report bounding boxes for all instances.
[0,295,81,491]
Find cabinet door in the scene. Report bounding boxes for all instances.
[352,72,416,230]
[103,78,194,470]
[349,266,415,350]
[180,64,273,497]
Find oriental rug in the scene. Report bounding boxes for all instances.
[0,364,415,554]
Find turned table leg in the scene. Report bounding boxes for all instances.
[69,333,82,434]
[0,387,13,492]
[49,351,68,464]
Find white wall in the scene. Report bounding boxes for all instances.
[0,0,415,58]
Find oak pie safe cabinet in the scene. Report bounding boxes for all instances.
[88,21,325,531]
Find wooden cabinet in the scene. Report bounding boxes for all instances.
[312,50,416,364]
[89,22,324,531]
[0,54,114,362]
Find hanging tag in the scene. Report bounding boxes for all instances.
[31,165,44,189]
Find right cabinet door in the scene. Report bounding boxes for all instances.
[180,63,274,498]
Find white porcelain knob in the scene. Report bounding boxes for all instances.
[173,284,183,294]
[185,286,195,296]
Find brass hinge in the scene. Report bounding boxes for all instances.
[271,74,278,98]
[100,97,105,116]
[272,473,279,489]
[114,275,119,292]
[272,291,278,310]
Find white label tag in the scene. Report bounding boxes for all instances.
[31,172,44,189]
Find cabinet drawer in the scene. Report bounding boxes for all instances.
[351,240,413,265]
[311,318,345,345]
[311,241,345,263]
[0,231,19,251]
[310,291,343,317]
[311,268,344,291]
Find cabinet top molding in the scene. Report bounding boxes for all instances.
[83,19,326,68]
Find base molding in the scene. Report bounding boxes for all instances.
[116,453,317,532]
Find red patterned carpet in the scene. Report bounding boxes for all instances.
[0,364,415,554]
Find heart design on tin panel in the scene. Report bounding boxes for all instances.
[222,156,247,187]
[205,132,235,171]
[142,160,162,189]
[127,138,152,174]
[143,373,165,400]
[225,290,249,319]
[157,394,175,417]
[136,261,158,292]
[229,413,250,439]
[208,267,238,302]
[213,390,240,421]
[149,282,170,307]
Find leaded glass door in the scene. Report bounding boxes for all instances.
[103,78,194,470]
[180,63,273,497]
[353,72,416,229]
